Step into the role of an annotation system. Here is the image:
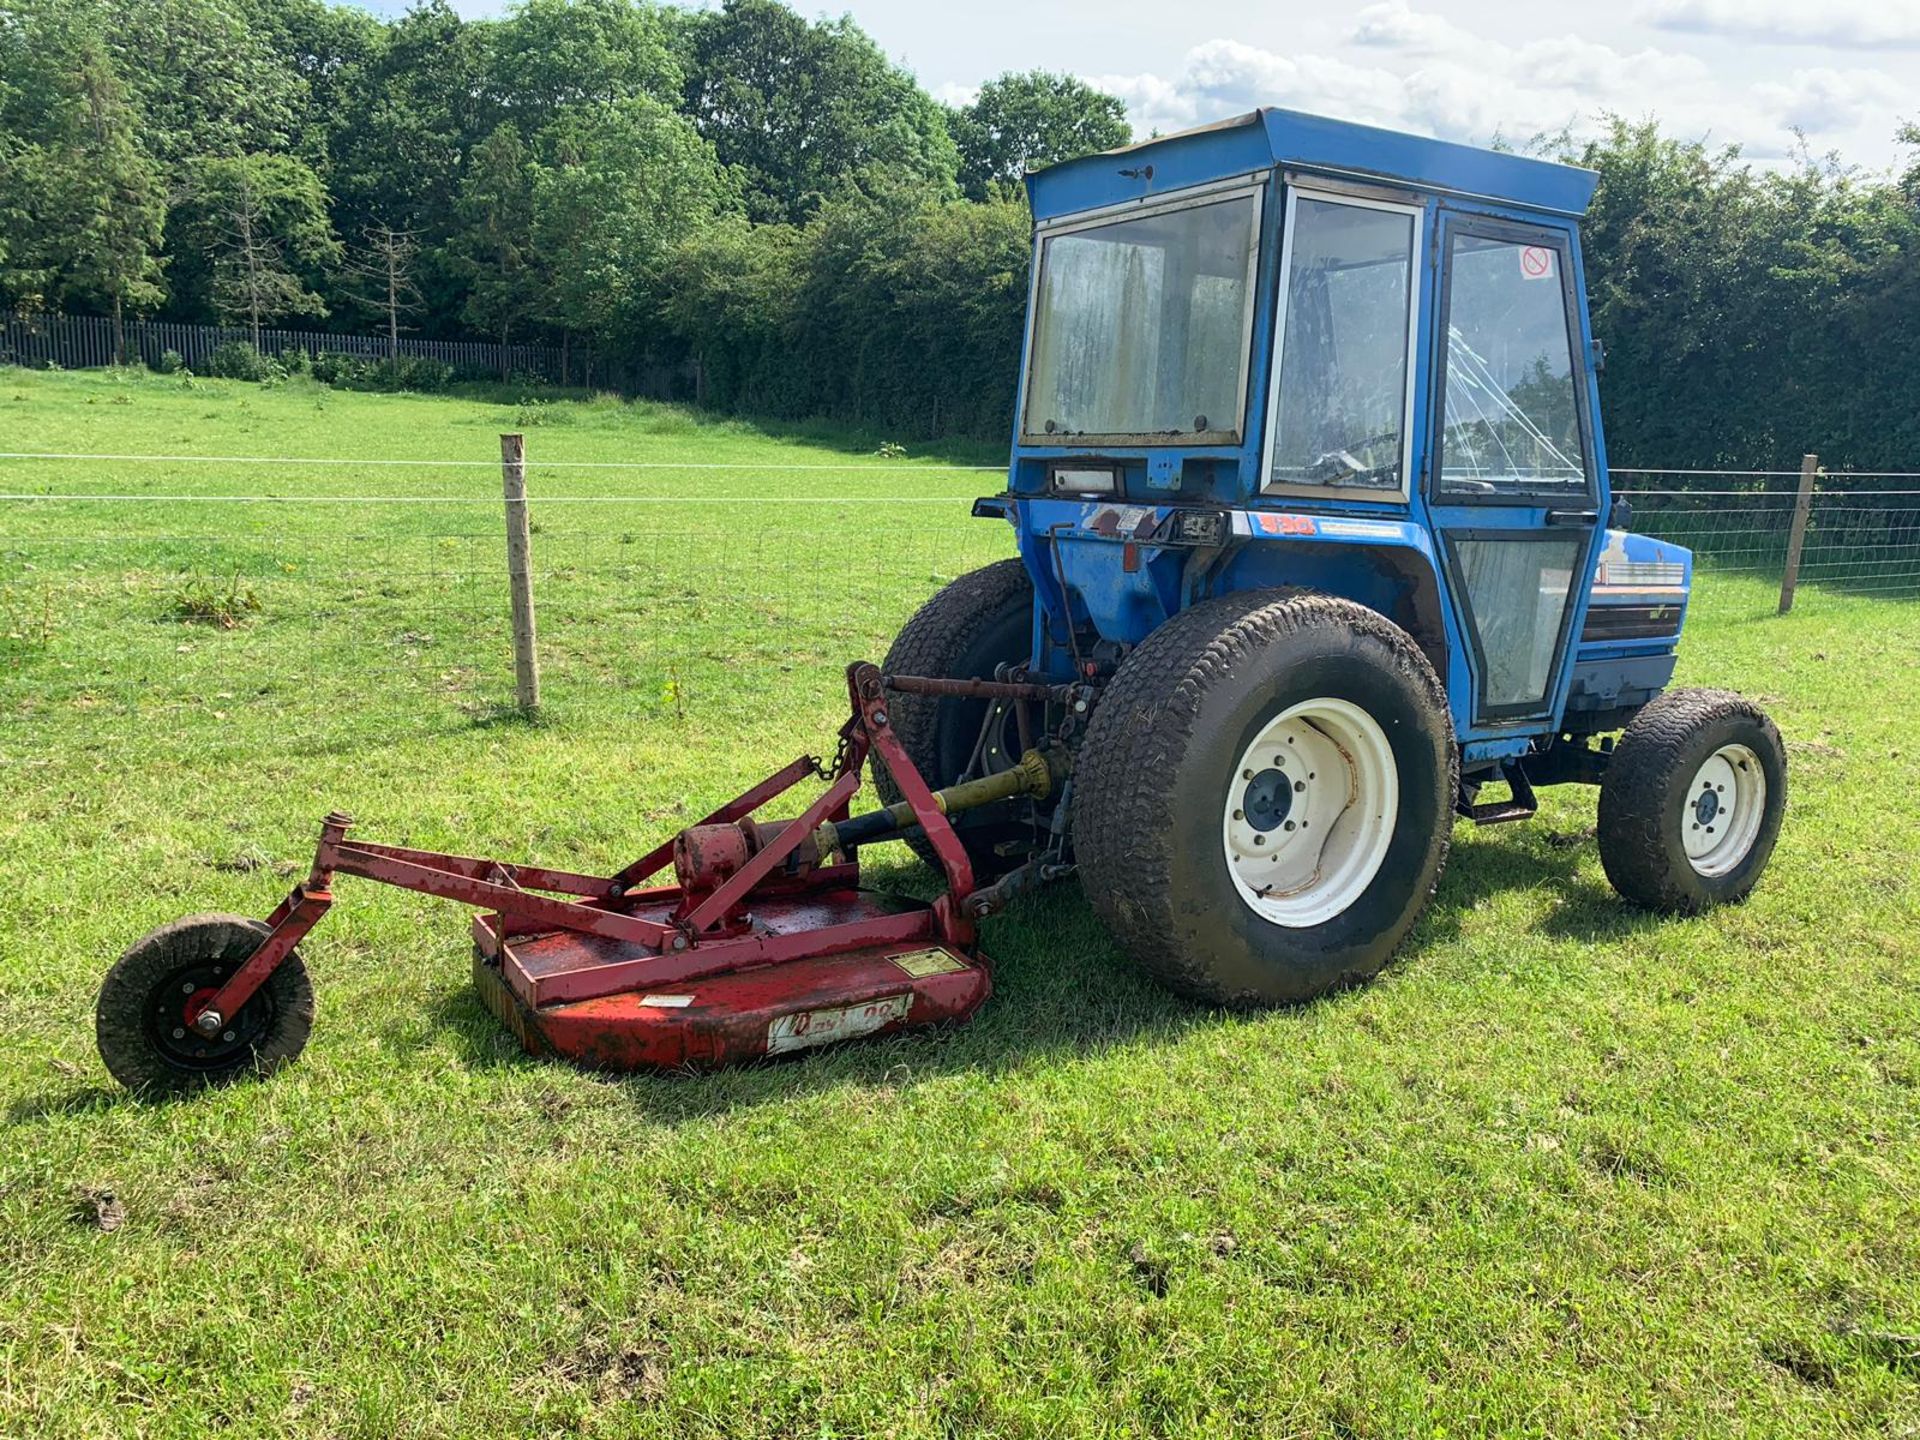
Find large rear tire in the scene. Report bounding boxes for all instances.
[1074,591,1456,1006]
[1597,687,1786,913]
[874,558,1037,877]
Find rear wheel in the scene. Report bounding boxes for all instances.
[1597,688,1786,912]
[96,914,314,1094]
[874,558,1037,877]
[1074,591,1456,1006]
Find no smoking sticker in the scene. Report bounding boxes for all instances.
[1520,245,1555,280]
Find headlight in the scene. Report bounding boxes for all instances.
[1050,464,1118,496]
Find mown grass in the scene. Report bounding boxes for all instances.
[1,367,1917,1437]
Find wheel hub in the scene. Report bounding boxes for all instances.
[145,961,268,1069]
[1222,697,1399,928]
[1682,743,1766,877]
[1240,767,1293,832]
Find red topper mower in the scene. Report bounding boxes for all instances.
[96,664,1083,1091]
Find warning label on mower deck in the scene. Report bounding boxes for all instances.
[766,994,912,1055]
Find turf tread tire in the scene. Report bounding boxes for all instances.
[1074,589,1456,1007]
[96,913,315,1095]
[875,558,1035,872]
[1596,687,1786,914]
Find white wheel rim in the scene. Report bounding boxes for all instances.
[1221,697,1399,928]
[1683,743,1766,877]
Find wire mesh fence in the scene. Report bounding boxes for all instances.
[3,450,1916,769]
[0,455,1009,766]
[1613,467,1920,599]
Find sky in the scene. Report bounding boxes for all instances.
[418,0,1920,173]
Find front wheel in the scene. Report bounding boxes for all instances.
[1597,688,1787,913]
[96,914,315,1094]
[1073,591,1456,1006]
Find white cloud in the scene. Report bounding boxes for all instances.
[1642,0,1920,49]
[1085,5,1906,163]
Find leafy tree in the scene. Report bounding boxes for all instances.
[51,45,168,356]
[0,2,166,349]
[189,152,340,344]
[454,124,545,365]
[325,1,494,334]
[532,96,739,360]
[679,0,956,222]
[106,0,302,170]
[950,70,1130,200]
[489,0,679,129]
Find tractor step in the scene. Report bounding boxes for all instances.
[1465,761,1538,825]
[472,912,989,1071]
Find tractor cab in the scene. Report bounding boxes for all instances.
[990,107,1689,766]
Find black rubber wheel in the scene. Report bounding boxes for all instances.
[874,557,1037,877]
[1597,687,1786,913]
[96,914,315,1094]
[1074,590,1456,1006]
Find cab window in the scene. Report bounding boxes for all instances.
[1265,193,1419,494]
[1437,234,1588,497]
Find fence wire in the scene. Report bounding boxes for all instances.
[0,460,1010,766]
[1613,469,1920,598]
[3,456,1917,768]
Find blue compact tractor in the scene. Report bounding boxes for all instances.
[878,106,1787,1006]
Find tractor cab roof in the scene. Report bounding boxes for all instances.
[1026,107,1598,225]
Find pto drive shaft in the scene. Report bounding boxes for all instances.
[669,747,1065,901]
[816,746,1064,856]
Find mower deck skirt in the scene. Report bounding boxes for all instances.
[472,900,991,1071]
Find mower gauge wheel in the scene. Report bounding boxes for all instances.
[96,914,315,1094]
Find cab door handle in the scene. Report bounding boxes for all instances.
[1545,509,1598,526]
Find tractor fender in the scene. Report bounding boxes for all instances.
[1008,498,1451,686]
[1213,511,1451,686]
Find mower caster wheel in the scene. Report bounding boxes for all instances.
[96,914,315,1095]
[1598,687,1787,913]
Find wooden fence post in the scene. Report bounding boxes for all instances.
[500,433,541,713]
[1778,452,1819,614]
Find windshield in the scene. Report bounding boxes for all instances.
[1022,191,1259,441]
[1267,195,1417,491]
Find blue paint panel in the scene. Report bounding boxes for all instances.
[1027,108,1598,223]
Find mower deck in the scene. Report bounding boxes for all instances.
[472,908,989,1071]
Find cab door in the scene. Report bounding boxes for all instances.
[1424,212,1603,730]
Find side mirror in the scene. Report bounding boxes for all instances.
[1591,337,1607,374]
[1608,493,1633,532]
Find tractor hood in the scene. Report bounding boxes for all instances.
[1026,107,1599,226]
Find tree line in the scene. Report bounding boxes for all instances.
[1,0,1916,467]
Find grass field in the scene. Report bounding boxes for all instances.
[2,367,1917,1438]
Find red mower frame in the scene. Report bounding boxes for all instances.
[177,662,1005,1072]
